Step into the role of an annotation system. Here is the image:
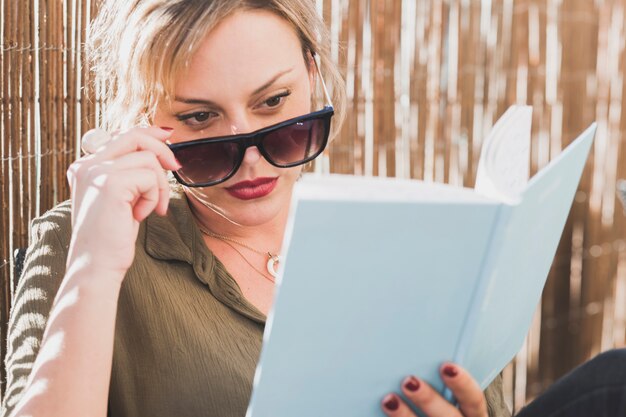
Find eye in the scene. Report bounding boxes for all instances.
[176,111,217,127]
[261,91,291,109]
[266,96,282,107]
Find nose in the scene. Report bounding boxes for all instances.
[228,117,263,165]
[242,144,263,165]
[227,114,255,135]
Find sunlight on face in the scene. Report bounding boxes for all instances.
[154,10,317,228]
[158,11,314,140]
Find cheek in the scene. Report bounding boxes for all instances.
[282,163,304,176]
[279,166,304,190]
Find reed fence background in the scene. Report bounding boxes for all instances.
[2,0,626,413]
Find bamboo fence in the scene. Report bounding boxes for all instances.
[1,0,626,413]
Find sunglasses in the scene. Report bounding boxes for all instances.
[169,55,334,187]
[169,106,333,187]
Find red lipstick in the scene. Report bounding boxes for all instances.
[225,177,278,200]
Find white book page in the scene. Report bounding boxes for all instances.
[297,174,494,204]
[474,106,533,202]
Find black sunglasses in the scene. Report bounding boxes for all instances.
[168,106,334,187]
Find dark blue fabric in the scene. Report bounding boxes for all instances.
[516,349,626,417]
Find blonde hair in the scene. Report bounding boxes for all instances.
[87,0,346,139]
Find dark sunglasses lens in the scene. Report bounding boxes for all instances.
[173,142,239,185]
[263,118,327,165]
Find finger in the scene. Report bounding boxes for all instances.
[81,128,112,154]
[113,168,160,222]
[94,127,180,171]
[86,166,161,222]
[399,376,462,417]
[99,151,170,216]
[381,393,418,417]
[440,364,488,417]
[132,176,160,222]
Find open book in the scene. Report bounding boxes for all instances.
[247,107,596,417]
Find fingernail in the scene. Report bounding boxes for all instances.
[382,394,399,411]
[160,126,174,132]
[174,158,183,170]
[443,365,458,378]
[403,376,420,392]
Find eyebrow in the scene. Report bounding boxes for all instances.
[174,68,294,105]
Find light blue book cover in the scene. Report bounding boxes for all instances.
[246,122,596,417]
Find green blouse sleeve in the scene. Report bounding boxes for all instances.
[1,202,72,417]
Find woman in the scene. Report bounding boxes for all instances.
[2,1,624,417]
[3,1,504,416]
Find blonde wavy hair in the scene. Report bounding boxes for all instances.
[87,0,346,139]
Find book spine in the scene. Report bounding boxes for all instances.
[443,202,515,402]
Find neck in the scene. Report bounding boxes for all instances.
[185,193,290,254]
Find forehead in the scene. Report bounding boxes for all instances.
[175,9,307,99]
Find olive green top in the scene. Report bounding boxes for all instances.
[2,191,511,417]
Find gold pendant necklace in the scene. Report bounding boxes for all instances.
[196,224,281,280]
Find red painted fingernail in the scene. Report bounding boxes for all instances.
[443,365,458,378]
[382,394,399,411]
[160,126,174,131]
[403,376,420,392]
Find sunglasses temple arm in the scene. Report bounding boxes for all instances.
[311,52,332,173]
[313,54,334,108]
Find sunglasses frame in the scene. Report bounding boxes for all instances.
[169,106,334,187]
[169,53,335,188]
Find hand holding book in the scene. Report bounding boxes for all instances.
[380,363,488,417]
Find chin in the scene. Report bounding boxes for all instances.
[226,203,287,227]
[185,172,299,228]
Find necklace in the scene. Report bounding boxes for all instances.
[196,225,281,280]
[220,240,275,283]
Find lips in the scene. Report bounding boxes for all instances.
[225,177,278,200]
